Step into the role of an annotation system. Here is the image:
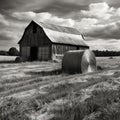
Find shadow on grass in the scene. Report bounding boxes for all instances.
[26,69,62,76]
[0,61,17,64]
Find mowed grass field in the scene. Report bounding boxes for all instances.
[0,55,16,62]
[0,56,120,120]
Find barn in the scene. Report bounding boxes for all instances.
[18,20,89,61]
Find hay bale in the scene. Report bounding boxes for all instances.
[62,50,97,74]
[15,56,27,62]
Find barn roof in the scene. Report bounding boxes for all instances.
[19,20,89,48]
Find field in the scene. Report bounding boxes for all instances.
[0,55,16,62]
[0,56,120,120]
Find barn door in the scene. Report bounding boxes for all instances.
[30,47,38,61]
[38,46,51,61]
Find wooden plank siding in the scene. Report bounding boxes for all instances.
[21,46,30,58]
[51,44,88,60]
[19,22,51,47]
[38,46,52,61]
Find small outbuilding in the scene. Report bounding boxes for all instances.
[18,20,89,61]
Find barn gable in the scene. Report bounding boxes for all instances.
[18,21,52,46]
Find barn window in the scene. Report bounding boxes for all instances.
[33,24,37,33]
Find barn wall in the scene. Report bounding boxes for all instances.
[52,44,89,60]
[38,46,51,61]
[21,46,30,58]
[52,44,76,54]
[52,44,77,60]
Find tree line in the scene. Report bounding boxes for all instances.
[0,47,19,56]
[0,48,120,57]
[93,50,120,57]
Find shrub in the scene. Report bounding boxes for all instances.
[8,47,19,56]
[15,56,23,62]
[15,56,27,62]
[0,51,9,56]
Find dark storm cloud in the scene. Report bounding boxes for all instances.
[0,0,53,12]
[0,0,89,19]
[0,0,120,12]
[0,32,14,40]
[1,0,120,17]
[86,22,120,39]
[34,1,88,17]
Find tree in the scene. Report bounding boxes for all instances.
[0,50,9,56]
[8,47,19,56]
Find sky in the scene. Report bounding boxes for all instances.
[0,0,120,51]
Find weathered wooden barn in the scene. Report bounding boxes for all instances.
[18,20,89,61]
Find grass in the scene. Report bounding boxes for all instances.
[0,84,5,92]
[50,87,120,120]
[21,76,109,114]
[0,57,120,120]
[27,83,74,111]
[0,76,35,84]
[1,84,119,120]
[0,78,43,92]
[0,97,30,120]
[112,71,120,78]
[25,77,107,114]
[0,82,45,97]
[2,87,119,120]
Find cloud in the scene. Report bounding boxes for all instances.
[115,8,120,16]
[11,11,36,20]
[0,0,53,12]
[0,30,20,40]
[35,12,75,27]
[86,21,120,39]
[68,2,120,41]
[81,2,114,20]
[0,14,9,26]
[1,0,120,15]
[11,11,75,27]
[0,14,29,46]
[1,1,120,50]
[74,18,98,32]
[87,38,120,50]
[34,1,88,17]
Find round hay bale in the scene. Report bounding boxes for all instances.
[62,50,97,74]
[15,57,23,63]
[15,56,27,63]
